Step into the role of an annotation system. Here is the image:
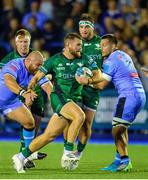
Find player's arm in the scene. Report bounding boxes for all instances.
[41,81,53,100]
[93,78,109,90]
[4,74,23,94]
[87,69,103,85]
[28,70,46,90]
[93,72,112,90]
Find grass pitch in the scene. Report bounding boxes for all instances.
[0,142,148,179]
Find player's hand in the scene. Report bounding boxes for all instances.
[22,90,37,107]
[75,75,89,85]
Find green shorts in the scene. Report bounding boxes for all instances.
[31,85,46,117]
[50,92,73,114]
[81,86,100,111]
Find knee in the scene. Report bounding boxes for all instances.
[76,111,85,125]
[23,117,35,129]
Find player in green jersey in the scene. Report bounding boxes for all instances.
[0,29,48,168]
[63,14,103,167]
[12,33,103,173]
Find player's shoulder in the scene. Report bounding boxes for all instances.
[94,34,101,42]
[8,58,23,68]
[47,52,62,60]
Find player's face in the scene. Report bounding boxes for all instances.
[29,60,43,74]
[100,39,114,57]
[15,35,30,56]
[68,38,82,58]
[79,24,93,40]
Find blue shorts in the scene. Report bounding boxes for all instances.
[112,92,146,127]
[0,98,23,115]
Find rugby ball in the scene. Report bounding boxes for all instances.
[75,67,93,78]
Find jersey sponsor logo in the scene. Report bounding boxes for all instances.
[57,67,65,70]
[130,73,139,78]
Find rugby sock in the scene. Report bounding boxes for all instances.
[21,147,33,158]
[64,139,67,148]
[114,151,121,165]
[120,155,129,164]
[19,126,25,152]
[77,141,86,152]
[23,127,35,147]
[64,141,74,153]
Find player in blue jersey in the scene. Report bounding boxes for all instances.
[94,34,146,172]
[0,51,52,173]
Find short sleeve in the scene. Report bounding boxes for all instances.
[103,59,117,81]
[2,61,20,79]
[40,57,54,74]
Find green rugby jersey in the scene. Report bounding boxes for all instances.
[40,52,98,102]
[0,49,33,68]
[82,34,102,69]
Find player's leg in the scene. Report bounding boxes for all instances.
[12,113,68,173]
[111,124,132,172]
[6,105,35,146]
[5,104,35,173]
[27,114,68,153]
[60,101,85,169]
[103,93,146,172]
[74,91,99,160]
[76,108,95,156]
[20,90,47,167]
[60,101,85,154]
[100,97,127,171]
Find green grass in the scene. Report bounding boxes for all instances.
[0,142,148,179]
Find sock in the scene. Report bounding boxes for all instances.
[120,155,129,164]
[64,141,74,153]
[22,147,33,158]
[114,151,121,165]
[23,127,35,147]
[19,126,25,152]
[77,141,86,153]
[64,139,67,148]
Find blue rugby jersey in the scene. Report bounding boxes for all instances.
[0,58,48,105]
[102,50,144,95]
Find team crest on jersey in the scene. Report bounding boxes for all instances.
[77,62,83,67]
[84,43,91,46]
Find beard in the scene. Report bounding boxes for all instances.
[69,49,81,58]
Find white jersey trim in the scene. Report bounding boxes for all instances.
[102,73,112,81]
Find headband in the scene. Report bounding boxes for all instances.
[79,20,94,29]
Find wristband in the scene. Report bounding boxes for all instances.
[19,89,26,96]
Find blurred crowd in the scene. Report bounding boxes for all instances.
[0,0,148,90]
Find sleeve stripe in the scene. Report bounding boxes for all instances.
[4,73,16,79]
[39,80,49,87]
[102,73,112,81]
[40,66,48,74]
